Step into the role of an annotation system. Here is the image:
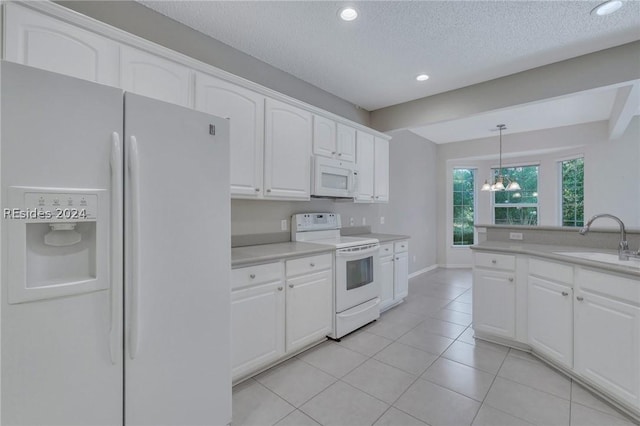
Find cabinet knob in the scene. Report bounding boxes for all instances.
[375,196,380,199]
[249,274,256,279]
[331,151,336,155]
[395,257,400,260]
[338,153,343,156]
[371,196,374,199]
[508,277,514,282]
[310,263,315,267]
[266,189,272,193]
[278,286,283,291]
[385,248,390,252]
[491,259,497,264]
[401,245,405,248]
[561,291,569,296]
[577,296,584,301]
[289,284,294,288]
[255,188,260,192]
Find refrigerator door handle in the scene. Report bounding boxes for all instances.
[109,132,123,365]
[128,135,141,360]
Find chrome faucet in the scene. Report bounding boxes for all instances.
[579,214,639,260]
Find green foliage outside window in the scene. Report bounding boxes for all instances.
[561,158,584,227]
[493,165,539,226]
[453,168,475,245]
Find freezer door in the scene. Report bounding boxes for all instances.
[124,93,231,425]
[1,62,124,425]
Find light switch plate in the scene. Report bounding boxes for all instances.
[509,232,523,240]
[281,219,288,231]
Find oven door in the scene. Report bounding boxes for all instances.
[335,244,379,312]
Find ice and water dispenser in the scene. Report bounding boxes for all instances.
[7,186,109,304]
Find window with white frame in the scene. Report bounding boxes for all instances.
[452,168,475,246]
[560,157,584,227]
[493,165,539,226]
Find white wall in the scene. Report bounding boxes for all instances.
[437,118,640,266]
[231,130,438,275]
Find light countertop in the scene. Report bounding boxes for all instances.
[232,241,334,268]
[353,233,410,244]
[472,241,640,278]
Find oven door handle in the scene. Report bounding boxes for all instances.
[336,245,380,258]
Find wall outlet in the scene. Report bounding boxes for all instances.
[281,219,288,231]
[509,232,523,240]
[380,216,385,224]
[349,216,354,226]
[362,217,366,226]
[412,255,416,263]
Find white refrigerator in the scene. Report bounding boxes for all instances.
[1,61,231,425]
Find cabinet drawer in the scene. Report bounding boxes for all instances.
[475,252,516,271]
[286,253,332,277]
[380,243,394,258]
[394,240,409,253]
[232,262,283,290]
[577,268,640,305]
[529,258,574,284]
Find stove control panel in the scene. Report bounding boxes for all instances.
[292,213,341,231]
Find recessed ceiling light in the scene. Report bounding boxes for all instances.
[416,74,430,82]
[339,7,358,22]
[591,0,623,16]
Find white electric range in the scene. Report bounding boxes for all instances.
[292,213,381,339]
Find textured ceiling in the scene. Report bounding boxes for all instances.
[137,1,640,111]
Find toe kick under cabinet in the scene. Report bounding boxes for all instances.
[231,253,333,382]
[472,249,640,419]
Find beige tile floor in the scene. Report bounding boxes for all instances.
[232,268,639,426]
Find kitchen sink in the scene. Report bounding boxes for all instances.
[553,251,640,269]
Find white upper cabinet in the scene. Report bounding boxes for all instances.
[195,73,265,198]
[264,98,312,200]
[4,3,119,86]
[313,115,337,159]
[336,124,356,163]
[120,46,193,108]
[355,131,375,202]
[374,137,390,203]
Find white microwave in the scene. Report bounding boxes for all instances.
[311,157,358,198]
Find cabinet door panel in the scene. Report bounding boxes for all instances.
[286,270,332,353]
[4,3,119,86]
[473,269,516,339]
[313,115,337,158]
[355,131,375,202]
[121,46,192,107]
[379,256,395,311]
[574,291,640,407]
[394,252,409,300]
[528,277,573,368]
[264,99,312,200]
[336,124,356,163]
[374,137,389,202]
[231,281,285,381]
[196,73,264,198]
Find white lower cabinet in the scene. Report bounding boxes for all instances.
[379,241,409,311]
[527,258,574,368]
[231,253,332,382]
[528,276,573,368]
[472,253,516,339]
[286,269,332,353]
[474,250,640,418]
[231,262,285,380]
[574,268,640,409]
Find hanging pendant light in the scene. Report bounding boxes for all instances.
[481,124,520,192]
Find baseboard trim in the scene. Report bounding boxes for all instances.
[408,264,438,279]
